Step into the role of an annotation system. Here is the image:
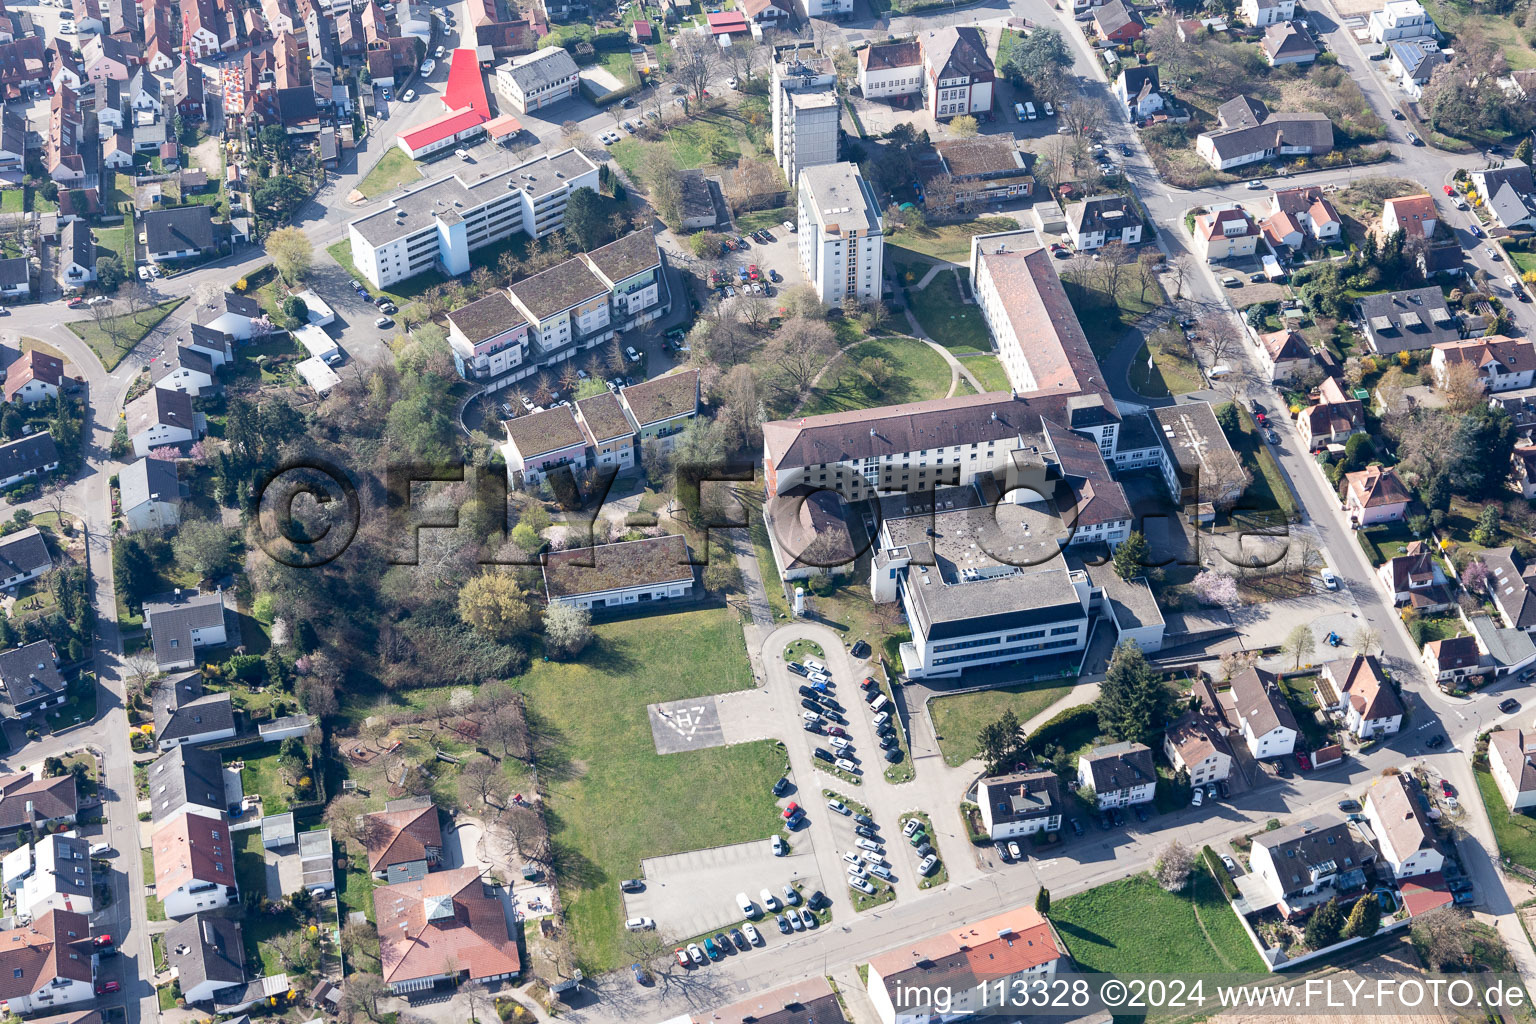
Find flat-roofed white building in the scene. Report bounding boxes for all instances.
[797,161,884,304]
[347,149,600,290]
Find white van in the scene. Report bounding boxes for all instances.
[1014,102,1027,120]
[870,692,889,713]
[804,657,828,675]
[1024,101,1037,120]
[737,892,758,917]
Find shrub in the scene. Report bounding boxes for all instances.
[1026,703,1098,750]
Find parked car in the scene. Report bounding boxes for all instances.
[850,877,876,895]
[1426,734,1447,748]
[771,835,786,856]
[827,799,850,815]
[835,757,858,773]
[688,943,706,966]
[1501,698,1521,713]
[1192,789,1205,807]
[918,855,939,875]
[775,914,791,933]
[1070,819,1084,836]
[743,923,762,945]
[402,89,415,101]
[374,316,394,329]
[97,981,121,995]
[621,879,644,893]
[624,917,654,930]
[1407,131,1422,144]
[1337,799,1360,812]
[1221,855,1238,872]
[787,662,809,676]
[1007,841,1021,859]
[1321,570,1340,589]
[759,888,780,912]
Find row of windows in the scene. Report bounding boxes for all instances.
[932,637,1077,666]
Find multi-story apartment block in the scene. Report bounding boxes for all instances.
[797,162,884,305]
[347,149,600,289]
[771,46,839,187]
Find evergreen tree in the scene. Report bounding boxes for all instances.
[1304,898,1345,949]
[1343,894,1381,939]
[1097,641,1175,745]
[1112,531,1150,581]
[1035,887,1051,915]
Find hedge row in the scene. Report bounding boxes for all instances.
[1203,845,1239,900]
[1025,703,1098,750]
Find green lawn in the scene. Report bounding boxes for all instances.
[510,607,783,972]
[45,676,97,731]
[0,190,20,213]
[1064,266,1167,361]
[1228,406,1298,520]
[1424,0,1536,70]
[1476,765,1536,871]
[357,148,423,200]
[92,224,135,271]
[238,750,293,814]
[142,848,166,921]
[611,109,757,178]
[337,850,378,923]
[68,298,185,371]
[888,217,1019,263]
[903,268,992,355]
[1131,338,1204,397]
[1277,674,1330,750]
[929,683,1078,767]
[1051,869,1267,973]
[325,240,446,305]
[959,353,1010,393]
[799,336,953,416]
[736,207,793,233]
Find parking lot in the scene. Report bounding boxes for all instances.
[628,839,826,941]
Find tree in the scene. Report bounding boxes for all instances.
[1097,641,1174,745]
[950,115,979,136]
[1439,359,1484,414]
[1450,403,1515,499]
[1463,558,1491,595]
[1035,887,1050,915]
[1343,894,1381,939]
[1153,839,1194,892]
[1411,907,1474,970]
[690,230,725,260]
[173,518,235,581]
[282,294,310,327]
[1214,402,1240,436]
[1474,503,1502,546]
[977,710,1021,774]
[339,974,390,1024]
[1192,570,1240,611]
[1352,627,1382,657]
[1283,623,1315,670]
[1003,27,1072,87]
[94,254,125,291]
[1304,897,1345,950]
[669,33,717,103]
[339,919,378,967]
[542,602,592,658]
[764,317,836,398]
[562,187,617,251]
[1518,137,1535,165]
[268,226,313,285]
[457,573,535,643]
[1112,531,1150,580]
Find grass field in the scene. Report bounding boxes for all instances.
[1051,869,1267,973]
[93,224,135,271]
[904,268,991,355]
[1476,765,1536,871]
[0,190,20,213]
[1425,0,1536,70]
[238,749,294,814]
[1065,266,1166,360]
[736,207,793,233]
[610,109,759,178]
[888,217,1019,263]
[68,298,185,371]
[960,353,1010,392]
[800,336,953,416]
[929,682,1079,767]
[516,607,784,972]
[1130,338,1204,397]
[1229,406,1298,520]
[358,148,423,200]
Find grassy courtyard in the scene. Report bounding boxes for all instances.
[929,683,1079,767]
[513,607,784,972]
[357,148,423,200]
[902,268,992,355]
[799,336,953,416]
[68,298,185,371]
[887,217,1019,263]
[1051,869,1266,973]
[959,353,1010,393]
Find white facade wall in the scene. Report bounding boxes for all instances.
[162,880,234,919]
[131,422,196,459]
[551,577,693,611]
[1364,795,1443,878]
[859,62,921,99]
[1492,749,1536,811]
[7,977,94,1015]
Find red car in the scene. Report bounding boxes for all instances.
[1255,412,1268,426]
[781,802,800,819]
[67,297,86,309]
[861,677,878,690]
[92,935,113,948]
[675,948,690,967]
[1295,751,1311,770]
[748,264,760,281]
[1443,185,1454,195]
[97,981,120,995]
[1441,779,1454,797]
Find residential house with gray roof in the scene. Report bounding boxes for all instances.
[976,770,1062,839]
[1357,286,1464,354]
[1229,666,1299,758]
[1064,194,1144,251]
[152,675,236,750]
[118,457,182,532]
[0,527,51,590]
[148,745,230,823]
[1471,161,1536,231]
[1196,94,1333,170]
[1250,816,1368,913]
[1076,742,1156,808]
[144,590,229,673]
[0,432,59,489]
[0,640,65,720]
[166,915,246,1004]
